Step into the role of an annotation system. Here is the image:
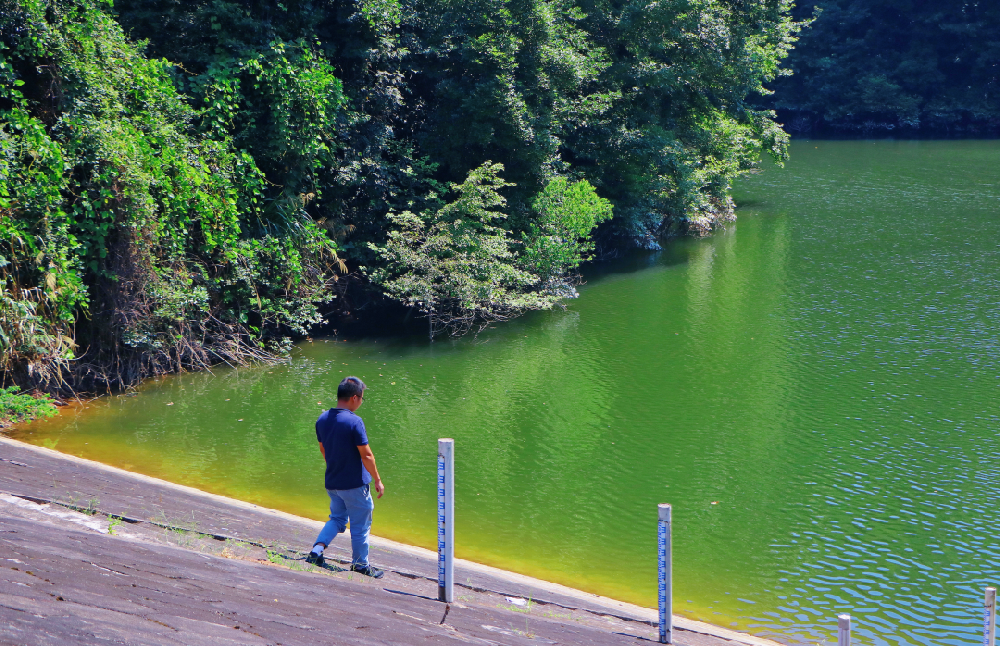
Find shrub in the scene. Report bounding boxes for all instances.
[0,385,57,427]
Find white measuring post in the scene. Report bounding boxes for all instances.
[837,614,851,646]
[437,438,455,603]
[658,503,672,644]
[984,587,997,646]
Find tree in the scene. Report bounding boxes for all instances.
[521,176,613,282]
[567,0,804,242]
[2,0,804,392]
[763,0,1000,134]
[1,0,343,392]
[370,163,549,338]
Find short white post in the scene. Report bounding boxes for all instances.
[984,587,996,646]
[658,503,672,644]
[837,614,851,646]
[437,438,455,603]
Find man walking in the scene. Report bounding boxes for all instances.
[306,376,385,578]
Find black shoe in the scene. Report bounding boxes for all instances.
[350,563,384,578]
[305,551,325,567]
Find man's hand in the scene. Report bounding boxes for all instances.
[372,479,385,499]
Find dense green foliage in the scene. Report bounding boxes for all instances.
[0,384,56,426]
[113,0,800,239]
[1,0,342,391]
[766,1,1000,134]
[2,0,801,393]
[370,163,612,336]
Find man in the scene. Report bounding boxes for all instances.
[305,376,385,578]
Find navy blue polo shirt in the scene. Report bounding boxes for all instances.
[316,408,371,490]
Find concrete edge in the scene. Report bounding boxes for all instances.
[0,435,782,646]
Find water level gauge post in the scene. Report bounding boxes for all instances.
[658,503,672,644]
[837,614,851,646]
[985,587,996,646]
[438,438,455,603]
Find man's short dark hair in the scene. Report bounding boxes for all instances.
[338,376,366,400]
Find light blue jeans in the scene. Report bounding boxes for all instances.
[314,484,373,566]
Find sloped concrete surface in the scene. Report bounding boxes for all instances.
[0,437,785,646]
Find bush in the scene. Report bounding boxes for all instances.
[0,385,57,427]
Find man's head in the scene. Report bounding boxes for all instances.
[337,376,366,411]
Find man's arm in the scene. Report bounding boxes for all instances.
[318,441,325,459]
[358,445,384,498]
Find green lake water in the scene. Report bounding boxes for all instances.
[10,140,1000,645]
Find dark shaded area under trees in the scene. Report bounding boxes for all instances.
[763,0,1000,135]
[2,0,801,396]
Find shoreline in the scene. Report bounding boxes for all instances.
[0,434,785,646]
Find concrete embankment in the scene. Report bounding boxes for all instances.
[0,437,785,646]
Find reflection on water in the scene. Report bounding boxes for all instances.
[11,140,1000,645]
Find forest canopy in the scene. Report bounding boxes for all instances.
[765,0,1000,134]
[1,0,801,393]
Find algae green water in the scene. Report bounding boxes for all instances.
[11,140,1000,645]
